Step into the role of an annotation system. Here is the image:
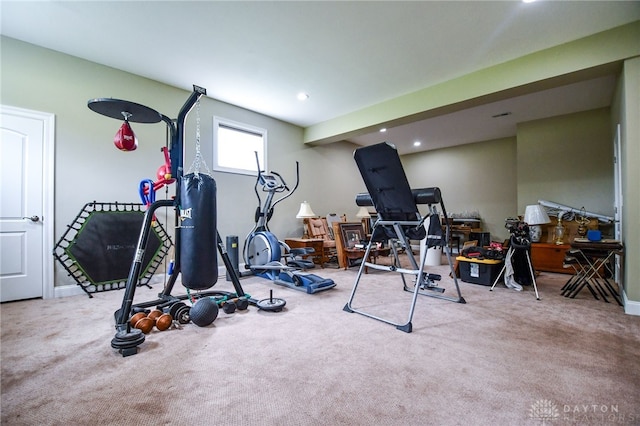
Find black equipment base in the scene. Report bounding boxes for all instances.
[88,86,283,357]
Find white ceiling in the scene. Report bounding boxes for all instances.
[2,1,639,154]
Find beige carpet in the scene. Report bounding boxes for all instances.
[2,257,639,425]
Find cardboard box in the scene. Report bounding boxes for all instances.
[456,256,503,286]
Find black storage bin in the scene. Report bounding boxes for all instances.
[456,256,502,286]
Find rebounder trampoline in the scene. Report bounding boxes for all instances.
[54,202,172,297]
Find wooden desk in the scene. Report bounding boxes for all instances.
[284,238,324,266]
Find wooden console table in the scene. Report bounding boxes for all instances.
[530,242,571,274]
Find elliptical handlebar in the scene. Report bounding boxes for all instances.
[270,161,299,210]
[253,151,299,211]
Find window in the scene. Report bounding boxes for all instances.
[213,116,267,176]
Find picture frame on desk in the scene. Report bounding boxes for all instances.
[339,223,364,249]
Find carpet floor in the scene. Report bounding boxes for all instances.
[2,256,639,425]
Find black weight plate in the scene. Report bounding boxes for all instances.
[111,329,145,349]
[175,305,191,324]
[169,302,187,318]
[256,297,286,312]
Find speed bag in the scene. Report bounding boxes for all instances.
[179,173,218,290]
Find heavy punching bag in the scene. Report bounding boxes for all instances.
[179,172,217,290]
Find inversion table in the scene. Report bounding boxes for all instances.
[343,142,465,332]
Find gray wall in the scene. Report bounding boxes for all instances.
[612,57,640,302]
[0,36,363,287]
[2,36,636,310]
[402,109,614,244]
[517,108,613,216]
[403,137,517,242]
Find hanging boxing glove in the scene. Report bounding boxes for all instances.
[114,120,138,151]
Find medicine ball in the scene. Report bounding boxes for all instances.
[189,298,218,327]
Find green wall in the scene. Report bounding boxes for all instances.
[403,137,517,242]
[305,21,640,145]
[615,57,640,305]
[517,108,613,216]
[2,34,638,314]
[0,36,363,288]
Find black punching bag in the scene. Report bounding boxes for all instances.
[179,173,217,290]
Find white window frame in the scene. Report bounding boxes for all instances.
[213,116,267,176]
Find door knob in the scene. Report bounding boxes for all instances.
[23,215,40,222]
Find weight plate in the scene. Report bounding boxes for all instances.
[175,305,191,324]
[111,329,145,349]
[256,297,286,312]
[169,302,187,318]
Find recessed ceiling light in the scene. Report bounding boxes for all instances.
[379,128,387,133]
[413,141,421,147]
[523,0,536,3]
[297,92,309,101]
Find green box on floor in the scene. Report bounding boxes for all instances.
[456,256,503,286]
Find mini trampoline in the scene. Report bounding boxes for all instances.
[54,202,172,297]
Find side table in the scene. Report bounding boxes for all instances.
[344,246,391,272]
[284,238,324,267]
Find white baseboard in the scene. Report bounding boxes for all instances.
[51,265,241,299]
[54,284,86,298]
[623,290,640,316]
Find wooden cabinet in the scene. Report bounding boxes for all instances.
[530,243,571,274]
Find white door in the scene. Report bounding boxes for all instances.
[0,106,54,302]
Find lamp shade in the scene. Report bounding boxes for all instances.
[356,206,371,219]
[524,204,550,226]
[295,201,316,218]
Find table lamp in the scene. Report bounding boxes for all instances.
[553,214,567,245]
[296,201,316,239]
[356,206,372,235]
[524,204,550,243]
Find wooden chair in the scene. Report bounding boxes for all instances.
[306,217,337,267]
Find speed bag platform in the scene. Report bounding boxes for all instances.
[179,173,218,290]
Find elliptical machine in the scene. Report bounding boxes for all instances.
[242,153,336,294]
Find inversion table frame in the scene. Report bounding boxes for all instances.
[343,142,466,333]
